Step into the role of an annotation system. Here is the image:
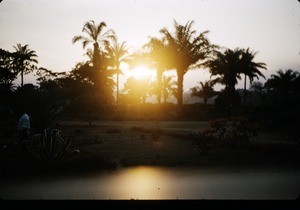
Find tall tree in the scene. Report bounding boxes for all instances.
[240,48,267,106]
[143,37,173,104]
[160,20,216,107]
[72,20,113,69]
[205,48,243,108]
[13,44,38,87]
[104,35,130,106]
[0,48,17,116]
[72,20,115,105]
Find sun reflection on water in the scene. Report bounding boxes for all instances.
[1,166,300,199]
[111,166,169,199]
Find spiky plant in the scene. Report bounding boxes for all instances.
[26,129,80,162]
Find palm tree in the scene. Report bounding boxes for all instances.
[104,35,130,106]
[143,37,173,104]
[265,69,298,103]
[149,75,175,103]
[72,20,113,70]
[170,81,179,103]
[72,20,116,105]
[13,44,38,87]
[160,20,216,107]
[205,48,243,108]
[240,48,267,106]
[161,75,176,103]
[190,80,217,105]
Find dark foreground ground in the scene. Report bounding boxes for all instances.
[1,120,300,179]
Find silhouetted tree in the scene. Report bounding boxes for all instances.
[36,67,66,84]
[0,49,16,120]
[143,37,174,104]
[240,48,267,106]
[205,48,243,108]
[149,75,175,103]
[160,20,216,108]
[104,35,130,105]
[36,67,67,100]
[265,69,299,103]
[0,48,17,86]
[72,20,114,102]
[250,81,264,92]
[72,20,113,70]
[190,80,217,105]
[13,44,38,87]
[293,73,300,93]
[161,75,176,103]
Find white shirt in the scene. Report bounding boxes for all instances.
[18,113,30,131]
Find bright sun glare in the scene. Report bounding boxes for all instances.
[128,66,155,80]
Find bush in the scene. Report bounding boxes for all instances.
[193,117,258,154]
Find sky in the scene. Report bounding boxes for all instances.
[0,0,300,92]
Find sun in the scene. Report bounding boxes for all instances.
[128,65,155,79]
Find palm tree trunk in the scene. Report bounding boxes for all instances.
[157,69,162,104]
[21,70,24,87]
[93,42,102,98]
[284,88,288,105]
[243,74,247,106]
[116,64,120,106]
[177,70,184,108]
[163,91,167,103]
[93,42,99,69]
[116,72,119,106]
[227,85,235,109]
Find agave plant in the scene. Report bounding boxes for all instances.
[26,129,80,162]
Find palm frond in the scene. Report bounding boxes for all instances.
[72,35,85,44]
[96,21,107,38]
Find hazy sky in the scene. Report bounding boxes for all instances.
[0,0,300,91]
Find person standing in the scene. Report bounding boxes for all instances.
[18,107,30,144]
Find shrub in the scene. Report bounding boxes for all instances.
[193,117,258,154]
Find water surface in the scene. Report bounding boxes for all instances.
[1,166,299,200]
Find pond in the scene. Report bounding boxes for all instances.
[1,166,299,200]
